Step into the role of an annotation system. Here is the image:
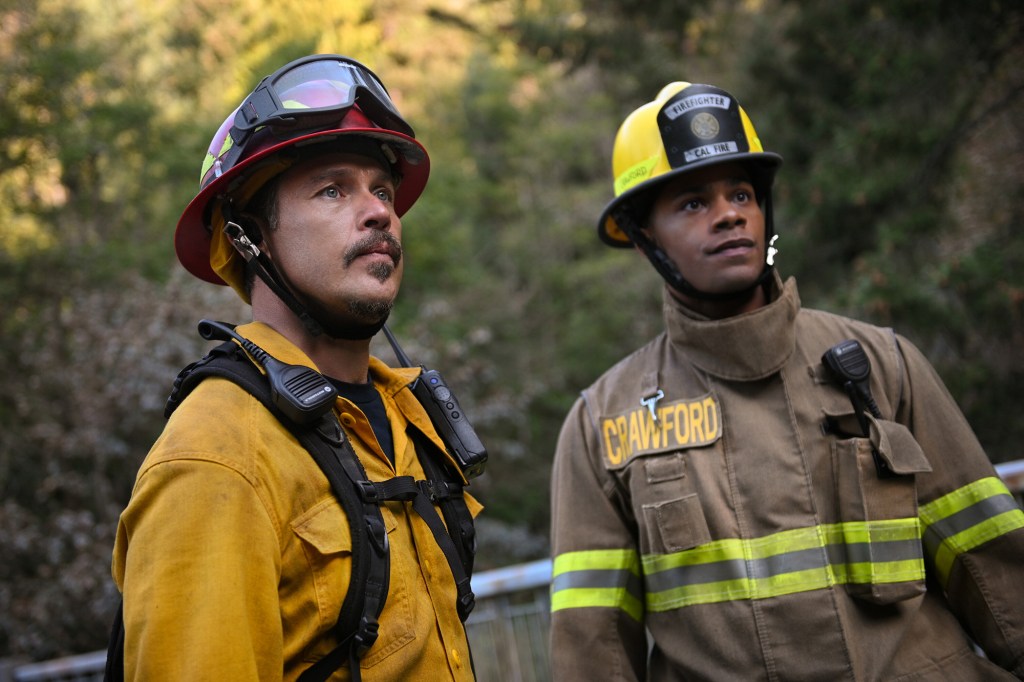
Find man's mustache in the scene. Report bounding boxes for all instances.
[343,232,403,267]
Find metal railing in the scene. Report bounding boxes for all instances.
[465,559,552,682]
[4,559,555,682]
[8,459,1023,682]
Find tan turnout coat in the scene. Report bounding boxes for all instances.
[550,274,1024,680]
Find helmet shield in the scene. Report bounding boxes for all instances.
[598,82,781,248]
[204,55,414,188]
[659,86,752,168]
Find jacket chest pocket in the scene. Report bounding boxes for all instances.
[831,413,932,604]
[291,498,412,665]
[632,453,712,555]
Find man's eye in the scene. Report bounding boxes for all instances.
[684,199,702,211]
[320,186,340,198]
[375,188,394,203]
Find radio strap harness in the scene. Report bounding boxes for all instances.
[107,328,477,682]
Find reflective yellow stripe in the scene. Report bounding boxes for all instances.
[554,479,1024,617]
[550,586,645,621]
[551,549,643,620]
[554,520,925,616]
[553,548,639,573]
[642,519,923,611]
[920,477,1008,521]
[919,477,1024,585]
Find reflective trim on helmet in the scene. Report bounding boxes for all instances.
[614,153,661,198]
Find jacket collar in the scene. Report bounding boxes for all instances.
[234,322,458,475]
[235,321,421,388]
[663,271,800,381]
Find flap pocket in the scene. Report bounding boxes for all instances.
[867,415,932,476]
[292,497,353,556]
[831,420,927,606]
[645,453,686,483]
[642,494,711,554]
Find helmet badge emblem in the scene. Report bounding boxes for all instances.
[690,112,720,140]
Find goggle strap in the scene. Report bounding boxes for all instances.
[235,84,282,131]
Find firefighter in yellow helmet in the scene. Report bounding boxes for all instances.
[111,55,483,681]
[549,82,1024,679]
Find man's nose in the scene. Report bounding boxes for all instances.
[361,192,393,231]
[711,195,744,231]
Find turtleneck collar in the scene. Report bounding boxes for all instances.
[663,271,801,381]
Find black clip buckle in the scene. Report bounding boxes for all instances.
[353,616,380,658]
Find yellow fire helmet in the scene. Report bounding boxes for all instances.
[597,82,782,248]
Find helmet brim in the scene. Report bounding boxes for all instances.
[597,151,782,248]
[175,126,429,286]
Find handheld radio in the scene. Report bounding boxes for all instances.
[821,339,890,477]
[198,320,337,425]
[383,325,488,479]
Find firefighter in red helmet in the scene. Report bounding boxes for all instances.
[112,55,482,681]
[549,82,1024,680]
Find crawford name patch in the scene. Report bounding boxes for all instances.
[601,393,722,469]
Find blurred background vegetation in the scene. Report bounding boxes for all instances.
[1,0,1021,661]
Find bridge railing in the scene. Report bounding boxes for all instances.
[6,460,1023,682]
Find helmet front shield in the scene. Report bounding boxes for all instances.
[203,55,413,189]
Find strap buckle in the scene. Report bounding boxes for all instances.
[355,480,380,503]
[352,616,380,658]
[417,479,454,502]
[456,585,476,620]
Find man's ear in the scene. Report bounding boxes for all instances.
[636,225,658,250]
[237,213,266,249]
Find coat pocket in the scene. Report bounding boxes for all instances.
[292,498,411,665]
[642,494,712,554]
[637,453,712,554]
[832,414,932,605]
[292,497,354,631]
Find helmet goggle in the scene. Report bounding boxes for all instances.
[205,54,412,187]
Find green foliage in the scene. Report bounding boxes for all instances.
[734,0,1024,461]
[1,0,1022,662]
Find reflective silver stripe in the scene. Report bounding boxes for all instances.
[641,521,924,610]
[551,549,645,619]
[551,567,643,597]
[826,538,924,566]
[922,492,1022,558]
[645,537,922,594]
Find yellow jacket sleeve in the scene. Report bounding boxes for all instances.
[115,456,284,681]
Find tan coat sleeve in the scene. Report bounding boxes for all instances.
[895,335,1024,676]
[550,396,648,681]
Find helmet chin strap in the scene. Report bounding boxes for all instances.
[612,193,777,303]
[221,202,387,341]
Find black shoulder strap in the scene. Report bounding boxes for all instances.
[103,600,124,682]
[411,432,477,591]
[170,343,390,682]
[108,341,478,682]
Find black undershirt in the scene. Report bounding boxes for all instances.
[328,377,395,465]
